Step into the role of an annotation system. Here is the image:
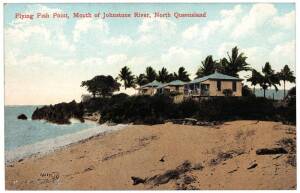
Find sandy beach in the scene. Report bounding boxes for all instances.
[5,120,296,190]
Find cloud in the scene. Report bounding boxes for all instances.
[160,46,202,74]
[5,22,75,57]
[232,4,277,38]
[267,32,285,43]
[219,5,243,30]
[138,17,176,34]
[5,4,75,57]
[242,46,269,69]
[269,40,295,71]
[182,5,242,41]
[124,56,149,74]
[217,42,294,72]
[73,18,109,42]
[4,3,295,104]
[220,4,242,17]
[137,17,177,45]
[217,42,238,58]
[272,10,295,29]
[54,33,76,52]
[103,35,133,46]
[105,54,128,65]
[5,24,51,44]
[81,57,104,66]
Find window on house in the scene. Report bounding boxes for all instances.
[217,80,221,91]
[175,86,179,91]
[232,81,237,92]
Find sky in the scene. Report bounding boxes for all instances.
[4,3,296,105]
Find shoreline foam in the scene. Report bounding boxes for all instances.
[5,123,128,163]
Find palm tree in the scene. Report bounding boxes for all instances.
[196,55,218,78]
[174,67,190,82]
[247,69,262,94]
[279,65,295,98]
[217,58,228,73]
[259,62,280,98]
[118,66,135,89]
[157,67,170,83]
[135,73,148,86]
[222,46,251,77]
[168,73,176,82]
[145,66,157,82]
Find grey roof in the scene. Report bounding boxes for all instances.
[138,72,242,89]
[189,71,243,84]
[157,80,187,89]
[140,80,162,89]
[168,80,187,86]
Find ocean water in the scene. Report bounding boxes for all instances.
[254,89,285,100]
[5,106,126,162]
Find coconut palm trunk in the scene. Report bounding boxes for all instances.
[283,80,286,98]
[279,65,295,99]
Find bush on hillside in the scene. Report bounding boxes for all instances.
[100,94,174,124]
[32,94,296,125]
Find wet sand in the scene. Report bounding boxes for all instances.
[5,120,296,190]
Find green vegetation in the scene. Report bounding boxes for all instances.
[79,46,293,98]
[247,62,281,98]
[174,67,190,82]
[220,46,250,77]
[118,66,135,90]
[32,46,296,125]
[80,91,295,125]
[195,47,250,78]
[196,55,218,78]
[278,65,295,98]
[135,74,148,86]
[145,66,158,83]
[157,67,172,83]
[81,75,120,98]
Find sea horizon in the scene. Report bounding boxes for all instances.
[4,88,289,107]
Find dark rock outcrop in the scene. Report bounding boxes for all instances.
[256,147,288,155]
[247,163,258,170]
[17,114,27,120]
[210,149,245,166]
[168,118,222,126]
[131,176,146,185]
[131,160,203,186]
[31,100,84,124]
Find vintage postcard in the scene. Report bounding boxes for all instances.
[4,2,296,190]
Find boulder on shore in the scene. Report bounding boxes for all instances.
[17,114,27,120]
